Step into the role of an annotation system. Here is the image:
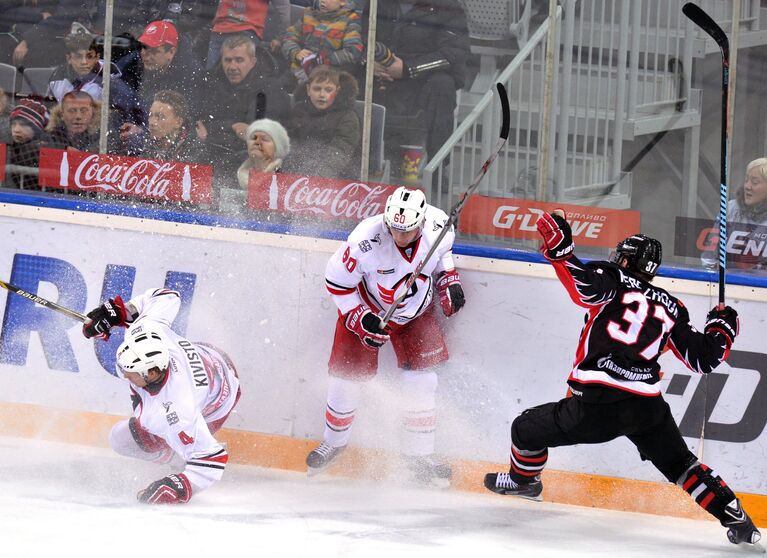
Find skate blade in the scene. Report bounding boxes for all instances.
[306,465,330,478]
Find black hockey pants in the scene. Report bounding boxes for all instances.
[511,393,695,482]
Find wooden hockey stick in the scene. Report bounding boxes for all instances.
[0,279,87,322]
[381,82,511,326]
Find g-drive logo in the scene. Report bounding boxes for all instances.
[492,206,605,239]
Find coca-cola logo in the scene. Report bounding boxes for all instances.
[71,154,179,198]
[283,178,391,220]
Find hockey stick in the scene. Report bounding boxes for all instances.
[381,82,511,326]
[0,279,87,322]
[683,2,730,306]
[682,3,730,461]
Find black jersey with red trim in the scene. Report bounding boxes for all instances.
[549,255,730,401]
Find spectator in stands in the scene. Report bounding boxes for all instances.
[237,118,290,188]
[7,99,49,189]
[197,35,290,163]
[119,90,208,163]
[0,88,10,142]
[47,26,100,101]
[702,157,767,273]
[12,0,94,67]
[364,0,469,178]
[281,0,363,84]
[207,0,291,70]
[285,66,359,179]
[47,24,145,130]
[44,91,102,152]
[117,20,205,121]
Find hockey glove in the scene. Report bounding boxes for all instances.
[82,296,128,340]
[536,211,574,261]
[705,305,739,347]
[345,304,390,350]
[137,473,192,504]
[436,270,465,317]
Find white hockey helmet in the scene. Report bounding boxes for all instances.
[384,186,427,232]
[116,323,170,380]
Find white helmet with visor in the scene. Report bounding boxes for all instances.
[384,187,427,232]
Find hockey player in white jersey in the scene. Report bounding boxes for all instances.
[82,288,241,504]
[307,186,465,484]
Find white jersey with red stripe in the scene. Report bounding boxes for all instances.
[124,288,239,491]
[325,206,455,325]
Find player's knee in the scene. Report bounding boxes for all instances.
[664,450,698,483]
[109,419,139,457]
[401,369,438,396]
[510,415,545,452]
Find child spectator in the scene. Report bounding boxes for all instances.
[237,118,290,188]
[44,91,101,152]
[7,99,49,189]
[285,66,360,179]
[47,25,144,130]
[281,0,363,84]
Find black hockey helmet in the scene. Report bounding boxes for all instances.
[610,234,662,278]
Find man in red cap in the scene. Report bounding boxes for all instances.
[119,20,205,153]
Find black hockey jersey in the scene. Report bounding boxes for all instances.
[550,256,730,400]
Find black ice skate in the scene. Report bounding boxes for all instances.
[404,455,452,488]
[722,499,762,546]
[484,472,543,501]
[306,442,346,476]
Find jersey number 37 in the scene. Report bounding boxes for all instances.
[607,292,675,360]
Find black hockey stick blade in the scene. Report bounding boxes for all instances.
[0,279,87,322]
[682,3,730,52]
[497,82,511,140]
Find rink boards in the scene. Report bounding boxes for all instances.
[0,202,765,525]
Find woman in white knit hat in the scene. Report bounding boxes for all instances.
[237,118,291,189]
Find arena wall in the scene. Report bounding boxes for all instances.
[1,202,765,525]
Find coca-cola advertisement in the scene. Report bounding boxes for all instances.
[460,195,641,248]
[0,143,6,184]
[38,148,213,205]
[248,171,400,221]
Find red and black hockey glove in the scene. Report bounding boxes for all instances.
[705,305,739,347]
[82,296,129,340]
[345,304,390,350]
[436,270,465,317]
[137,473,192,504]
[536,210,574,261]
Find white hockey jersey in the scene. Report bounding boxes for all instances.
[123,288,240,492]
[325,205,456,324]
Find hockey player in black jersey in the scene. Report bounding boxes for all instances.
[484,210,762,548]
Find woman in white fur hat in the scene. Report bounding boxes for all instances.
[237,118,291,189]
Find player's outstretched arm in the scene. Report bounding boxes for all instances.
[667,304,739,374]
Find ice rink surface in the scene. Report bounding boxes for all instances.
[0,436,760,558]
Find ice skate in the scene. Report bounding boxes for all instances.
[404,455,452,488]
[723,499,763,550]
[306,442,346,476]
[484,472,543,501]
